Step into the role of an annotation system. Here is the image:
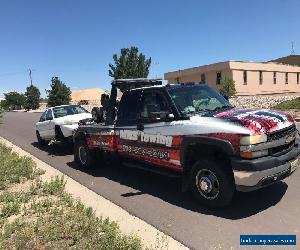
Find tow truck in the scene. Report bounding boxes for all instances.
[73,79,300,207]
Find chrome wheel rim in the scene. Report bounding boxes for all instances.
[196,169,220,200]
[78,146,88,165]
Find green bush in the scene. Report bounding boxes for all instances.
[0,143,143,250]
[273,97,300,110]
[1,202,20,218]
[219,77,236,98]
[0,106,4,121]
[42,176,66,195]
[0,143,39,190]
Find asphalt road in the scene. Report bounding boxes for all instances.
[1,112,299,249]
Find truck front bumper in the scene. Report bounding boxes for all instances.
[232,142,300,192]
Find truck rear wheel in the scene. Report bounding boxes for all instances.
[190,159,235,208]
[74,139,95,169]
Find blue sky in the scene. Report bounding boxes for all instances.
[0,0,299,98]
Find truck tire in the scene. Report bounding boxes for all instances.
[74,139,95,169]
[190,159,235,208]
[36,131,46,146]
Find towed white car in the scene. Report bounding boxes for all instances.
[36,105,92,145]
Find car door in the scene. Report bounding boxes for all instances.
[136,90,181,170]
[39,109,55,140]
[43,109,55,139]
[36,110,47,138]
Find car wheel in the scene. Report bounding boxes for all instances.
[190,159,235,208]
[36,131,46,146]
[74,139,95,168]
[55,126,67,143]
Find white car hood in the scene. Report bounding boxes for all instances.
[55,113,92,124]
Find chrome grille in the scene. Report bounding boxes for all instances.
[270,141,294,156]
[268,125,296,142]
[268,125,296,156]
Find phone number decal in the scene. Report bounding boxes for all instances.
[122,145,169,160]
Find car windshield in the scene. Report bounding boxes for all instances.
[167,84,232,117]
[52,105,89,118]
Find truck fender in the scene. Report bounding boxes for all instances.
[180,136,235,192]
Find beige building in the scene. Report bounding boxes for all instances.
[164,59,300,95]
[71,88,109,106]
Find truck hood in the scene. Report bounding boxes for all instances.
[213,108,294,134]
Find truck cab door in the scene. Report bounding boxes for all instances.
[115,90,142,158]
[136,90,181,170]
[116,88,181,170]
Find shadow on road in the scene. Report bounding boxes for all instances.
[66,160,288,220]
[31,142,73,157]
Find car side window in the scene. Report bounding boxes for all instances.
[116,90,141,126]
[140,92,170,123]
[39,111,47,122]
[46,109,53,120]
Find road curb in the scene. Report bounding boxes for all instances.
[0,136,189,250]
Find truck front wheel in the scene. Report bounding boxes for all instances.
[190,159,235,208]
[74,140,95,169]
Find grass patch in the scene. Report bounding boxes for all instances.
[0,143,144,249]
[0,143,41,190]
[42,176,66,195]
[1,202,20,218]
[273,97,300,110]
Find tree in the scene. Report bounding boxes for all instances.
[46,77,71,107]
[40,97,48,103]
[4,92,26,110]
[24,84,41,110]
[109,46,151,79]
[219,77,236,98]
[0,101,4,120]
[0,100,8,110]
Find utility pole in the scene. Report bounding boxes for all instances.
[291,42,295,55]
[28,69,33,86]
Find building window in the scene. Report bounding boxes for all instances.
[216,72,222,85]
[259,71,263,85]
[243,71,247,85]
[200,73,206,83]
[297,73,299,84]
[285,73,288,84]
[273,72,276,84]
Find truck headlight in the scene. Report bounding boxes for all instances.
[240,134,268,159]
[240,134,267,145]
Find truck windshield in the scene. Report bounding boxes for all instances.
[167,84,232,117]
